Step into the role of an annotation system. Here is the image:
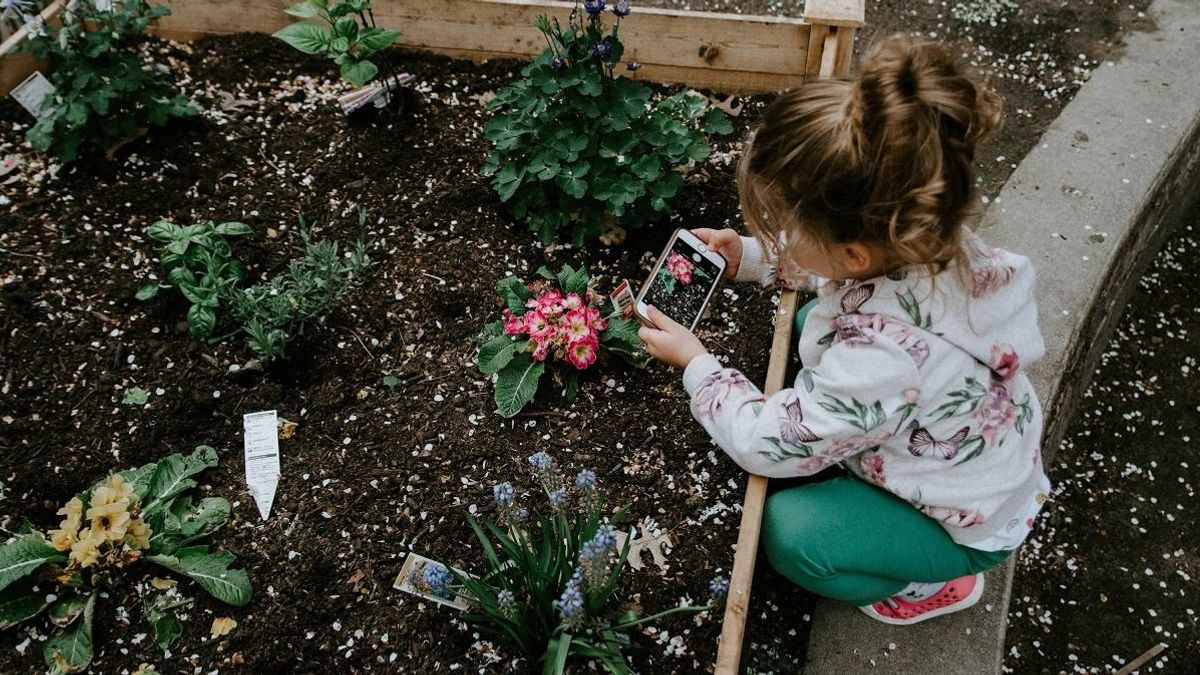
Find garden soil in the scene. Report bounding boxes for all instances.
[0,0,1157,671]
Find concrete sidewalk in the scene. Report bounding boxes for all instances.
[804,1,1200,672]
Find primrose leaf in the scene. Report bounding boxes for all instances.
[140,446,219,519]
[146,546,252,607]
[122,388,149,406]
[496,276,532,313]
[494,352,544,417]
[43,593,94,675]
[143,587,193,651]
[557,265,590,295]
[0,577,53,630]
[0,539,65,594]
[48,594,91,628]
[478,335,521,375]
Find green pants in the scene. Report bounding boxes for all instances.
[764,299,1010,606]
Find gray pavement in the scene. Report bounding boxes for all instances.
[804,1,1200,672]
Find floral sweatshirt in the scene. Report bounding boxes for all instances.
[682,234,1051,551]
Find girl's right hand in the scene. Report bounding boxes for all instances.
[691,228,743,279]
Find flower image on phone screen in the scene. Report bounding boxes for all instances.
[643,241,721,329]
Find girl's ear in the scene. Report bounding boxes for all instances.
[837,242,877,277]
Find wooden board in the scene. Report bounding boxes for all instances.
[0,0,62,98]
[152,0,815,93]
[803,0,866,27]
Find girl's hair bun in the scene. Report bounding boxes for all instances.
[854,35,1002,155]
[738,35,1004,275]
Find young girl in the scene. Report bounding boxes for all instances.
[638,36,1050,624]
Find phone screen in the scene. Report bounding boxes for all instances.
[643,238,722,329]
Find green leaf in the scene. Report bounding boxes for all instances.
[214,222,251,236]
[140,446,219,519]
[382,374,401,390]
[143,587,193,651]
[478,334,521,375]
[0,577,52,630]
[150,496,232,555]
[357,28,401,52]
[494,352,544,417]
[146,546,252,607]
[122,388,149,406]
[48,594,91,628]
[273,22,330,55]
[135,283,160,301]
[544,633,572,675]
[340,59,378,86]
[496,276,532,313]
[283,1,319,18]
[43,593,94,675]
[0,539,65,594]
[703,107,734,135]
[557,265,590,295]
[186,303,217,339]
[562,370,581,400]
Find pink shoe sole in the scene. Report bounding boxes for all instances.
[859,574,986,626]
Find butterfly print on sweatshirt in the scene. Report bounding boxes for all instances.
[779,396,822,444]
[908,426,970,460]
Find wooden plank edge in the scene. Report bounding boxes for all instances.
[0,0,62,56]
[802,0,866,28]
[713,289,801,674]
[484,0,812,26]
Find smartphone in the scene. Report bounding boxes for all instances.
[635,229,726,330]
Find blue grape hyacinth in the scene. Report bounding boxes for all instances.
[493,481,516,506]
[556,570,586,626]
[709,575,730,600]
[496,589,516,613]
[574,469,597,490]
[548,488,566,508]
[528,451,554,472]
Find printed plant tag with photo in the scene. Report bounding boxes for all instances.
[609,279,636,319]
[393,552,472,610]
[10,71,55,119]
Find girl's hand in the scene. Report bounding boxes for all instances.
[691,228,743,279]
[638,306,708,369]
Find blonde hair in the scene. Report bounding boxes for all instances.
[738,35,1003,275]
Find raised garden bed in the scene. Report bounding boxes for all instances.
[0,0,1160,672]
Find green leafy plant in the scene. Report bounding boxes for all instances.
[273,0,401,87]
[0,446,251,674]
[482,2,733,244]
[22,0,199,162]
[137,212,372,363]
[136,220,250,339]
[477,264,642,417]
[428,452,721,673]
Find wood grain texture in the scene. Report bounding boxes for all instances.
[802,0,866,27]
[0,0,62,97]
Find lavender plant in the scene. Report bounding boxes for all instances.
[443,452,720,673]
[274,0,401,87]
[482,1,733,244]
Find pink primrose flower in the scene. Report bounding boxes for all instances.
[566,337,599,370]
[666,252,695,285]
[502,310,525,336]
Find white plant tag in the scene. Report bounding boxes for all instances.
[393,552,471,610]
[94,0,113,11]
[242,410,280,521]
[9,71,55,119]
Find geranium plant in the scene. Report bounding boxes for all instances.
[0,447,252,674]
[482,1,733,244]
[22,0,200,162]
[430,452,722,673]
[477,264,641,417]
[274,0,401,87]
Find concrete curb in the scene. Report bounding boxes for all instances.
[803,1,1200,673]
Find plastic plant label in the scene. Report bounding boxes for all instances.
[9,71,55,119]
[609,279,636,319]
[242,410,281,521]
[393,552,471,610]
[337,73,414,115]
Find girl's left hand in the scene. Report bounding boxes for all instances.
[638,306,708,369]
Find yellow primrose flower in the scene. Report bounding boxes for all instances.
[69,533,102,568]
[57,496,84,523]
[49,525,79,552]
[86,501,131,542]
[92,474,135,508]
[124,518,152,550]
